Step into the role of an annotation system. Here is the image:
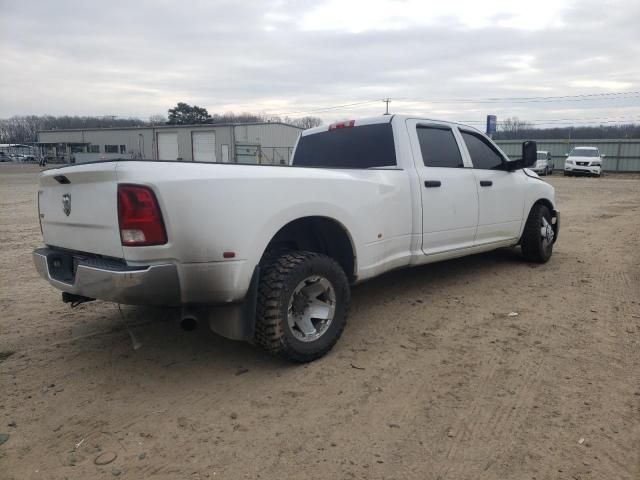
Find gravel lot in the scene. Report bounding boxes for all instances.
[1,163,639,479]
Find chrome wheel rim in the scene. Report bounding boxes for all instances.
[287,275,336,342]
[540,216,554,249]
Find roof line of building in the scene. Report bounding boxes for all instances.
[37,121,303,134]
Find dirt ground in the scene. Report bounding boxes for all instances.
[0,163,639,480]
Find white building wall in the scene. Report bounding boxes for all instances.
[38,123,301,164]
[233,124,301,148]
[233,123,301,164]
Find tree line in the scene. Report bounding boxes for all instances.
[0,103,323,144]
[493,117,640,140]
[165,102,322,130]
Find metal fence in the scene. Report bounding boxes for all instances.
[257,146,295,165]
[494,139,640,172]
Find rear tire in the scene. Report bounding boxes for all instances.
[521,204,555,263]
[255,251,350,363]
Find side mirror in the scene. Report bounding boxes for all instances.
[522,141,537,168]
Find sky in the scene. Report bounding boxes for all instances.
[1,0,640,128]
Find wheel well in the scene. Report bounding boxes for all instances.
[261,217,356,281]
[532,198,555,215]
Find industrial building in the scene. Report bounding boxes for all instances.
[37,122,302,165]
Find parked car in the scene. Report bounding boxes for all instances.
[564,147,604,177]
[32,115,559,362]
[531,150,554,175]
[0,152,10,162]
[10,153,35,162]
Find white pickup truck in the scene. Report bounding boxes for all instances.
[33,115,559,362]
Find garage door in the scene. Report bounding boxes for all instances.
[157,132,178,160]
[192,131,216,162]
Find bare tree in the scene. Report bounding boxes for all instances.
[286,116,323,129]
[498,117,534,139]
[148,114,167,125]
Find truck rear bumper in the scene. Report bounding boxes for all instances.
[33,247,258,341]
[33,247,181,306]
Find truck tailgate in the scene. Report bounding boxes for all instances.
[39,163,124,258]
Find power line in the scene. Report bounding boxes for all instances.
[79,90,640,123]
[274,90,640,118]
[402,91,640,104]
[271,99,383,117]
[461,114,640,122]
[461,118,640,126]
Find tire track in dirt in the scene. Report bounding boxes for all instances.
[588,268,640,478]
[436,335,545,479]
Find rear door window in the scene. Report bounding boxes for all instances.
[460,131,505,170]
[417,126,464,168]
[292,123,396,168]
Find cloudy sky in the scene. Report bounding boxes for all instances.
[1,0,639,127]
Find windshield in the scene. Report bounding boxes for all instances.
[537,152,547,160]
[570,148,599,157]
[292,123,396,168]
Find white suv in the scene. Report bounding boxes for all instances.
[564,147,604,177]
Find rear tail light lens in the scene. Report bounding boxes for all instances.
[117,184,167,246]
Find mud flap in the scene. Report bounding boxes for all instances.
[207,266,259,341]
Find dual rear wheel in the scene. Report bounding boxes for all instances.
[254,251,350,363]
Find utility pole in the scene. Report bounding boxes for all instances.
[383,98,391,115]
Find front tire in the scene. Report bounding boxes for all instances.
[255,251,350,363]
[521,204,555,263]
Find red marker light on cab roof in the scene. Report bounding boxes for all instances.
[328,120,355,131]
[118,184,167,246]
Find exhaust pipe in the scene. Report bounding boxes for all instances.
[179,307,199,331]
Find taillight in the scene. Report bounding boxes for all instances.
[117,184,167,246]
[328,120,355,131]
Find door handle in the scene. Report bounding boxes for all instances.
[480,180,493,187]
[424,180,441,188]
